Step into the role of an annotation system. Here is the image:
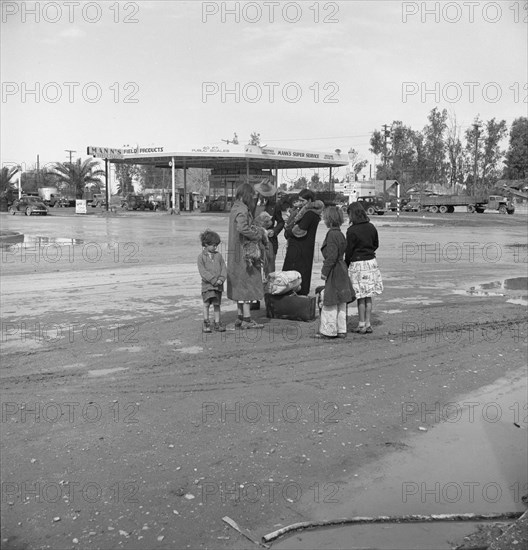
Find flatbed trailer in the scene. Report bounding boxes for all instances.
[418,194,515,214]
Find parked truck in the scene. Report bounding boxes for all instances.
[418,194,515,214]
[38,187,59,206]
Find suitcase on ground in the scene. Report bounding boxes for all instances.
[264,292,317,322]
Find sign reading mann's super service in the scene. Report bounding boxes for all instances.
[245,145,340,162]
[87,146,164,158]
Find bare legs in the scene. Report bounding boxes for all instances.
[357,297,372,327]
[204,303,221,323]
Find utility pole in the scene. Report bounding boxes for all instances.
[65,149,76,165]
[472,123,480,196]
[382,124,390,194]
[36,154,40,187]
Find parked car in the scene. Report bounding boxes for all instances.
[356,195,386,216]
[90,193,107,208]
[402,200,421,212]
[121,194,147,211]
[388,197,410,211]
[57,196,76,207]
[9,196,48,216]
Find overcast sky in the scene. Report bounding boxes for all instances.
[1,0,526,177]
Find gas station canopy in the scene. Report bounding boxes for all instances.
[87,143,351,211]
[97,144,350,170]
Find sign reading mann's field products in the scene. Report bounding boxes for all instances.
[87,146,165,159]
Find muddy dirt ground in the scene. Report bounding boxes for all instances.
[1,208,527,550]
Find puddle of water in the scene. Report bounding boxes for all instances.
[273,371,527,549]
[507,297,528,306]
[455,277,528,304]
[23,235,85,246]
[386,297,443,306]
[471,277,527,293]
[87,367,128,377]
[453,289,505,298]
[273,521,487,550]
[0,232,24,247]
[504,277,528,291]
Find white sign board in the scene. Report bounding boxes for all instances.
[75,200,87,214]
[87,146,124,159]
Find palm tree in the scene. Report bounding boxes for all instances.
[52,158,105,198]
[0,166,19,197]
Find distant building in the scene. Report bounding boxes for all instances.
[334,179,399,197]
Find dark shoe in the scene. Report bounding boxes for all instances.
[365,326,373,334]
[202,321,212,333]
[235,319,243,328]
[314,333,336,340]
[213,322,226,332]
[240,319,264,329]
[352,326,367,334]
[337,333,347,339]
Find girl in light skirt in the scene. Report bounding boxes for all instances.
[345,202,383,334]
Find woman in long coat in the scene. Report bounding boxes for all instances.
[282,189,323,295]
[317,206,355,339]
[227,183,265,329]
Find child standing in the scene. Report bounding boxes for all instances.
[197,229,227,333]
[345,202,383,334]
[315,206,355,339]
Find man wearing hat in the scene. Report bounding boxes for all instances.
[254,179,276,198]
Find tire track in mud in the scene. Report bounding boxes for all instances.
[2,313,525,394]
[77,324,525,395]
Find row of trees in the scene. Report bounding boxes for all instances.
[0,159,211,199]
[370,110,527,193]
[2,124,525,198]
[0,159,105,199]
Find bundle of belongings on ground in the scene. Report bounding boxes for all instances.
[264,271,317,322]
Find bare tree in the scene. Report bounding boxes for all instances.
[446,111,464,189]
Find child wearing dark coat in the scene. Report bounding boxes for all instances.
[315,206,355,339]
[197,229,227,333]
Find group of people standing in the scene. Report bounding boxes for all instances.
[197,183,383,338]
